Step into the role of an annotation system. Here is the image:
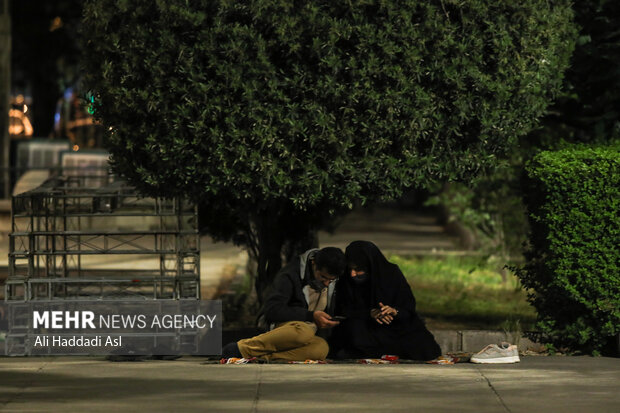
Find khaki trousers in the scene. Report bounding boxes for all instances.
[237,321,329,361]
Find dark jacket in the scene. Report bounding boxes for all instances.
[259,250,336,329]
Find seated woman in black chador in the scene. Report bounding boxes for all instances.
[329,240,441,361]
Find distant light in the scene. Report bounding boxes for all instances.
[73,145,79,151]
[50,17,63,32]
[87,96,96,114]
[15,94,25,105]
[9,109,33,136]
[23,105,28,114]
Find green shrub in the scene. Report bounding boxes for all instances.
[519,146,620,354]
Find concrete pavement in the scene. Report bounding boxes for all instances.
[0,356,618,412]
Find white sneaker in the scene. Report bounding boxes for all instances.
[470,342,520,364]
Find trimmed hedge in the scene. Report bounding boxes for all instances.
[520,146,619,354]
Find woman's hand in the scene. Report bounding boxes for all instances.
[379,302,398,316]
[370,303,398,325]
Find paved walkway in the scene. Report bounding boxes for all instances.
[0,206,461,300]
[0,356,618,412]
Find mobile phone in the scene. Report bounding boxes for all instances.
[332,316,346,322]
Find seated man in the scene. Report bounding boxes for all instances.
[222,247,346,361]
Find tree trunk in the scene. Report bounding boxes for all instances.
[283,227,318,263]
[31,75,58,137]
[0,0,10,198]
[253,212,284,305]
[251,212,319,306]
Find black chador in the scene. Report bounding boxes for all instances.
[330,241,441,360]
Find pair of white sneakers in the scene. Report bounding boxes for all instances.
[470,342,520,364]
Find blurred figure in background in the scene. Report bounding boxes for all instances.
[9,94,33,138]
[53,85,103,149]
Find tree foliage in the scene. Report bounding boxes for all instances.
[437,0,619,278]
[537,0,620,145]
[426,161,528,261]
[81,0,575,298]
